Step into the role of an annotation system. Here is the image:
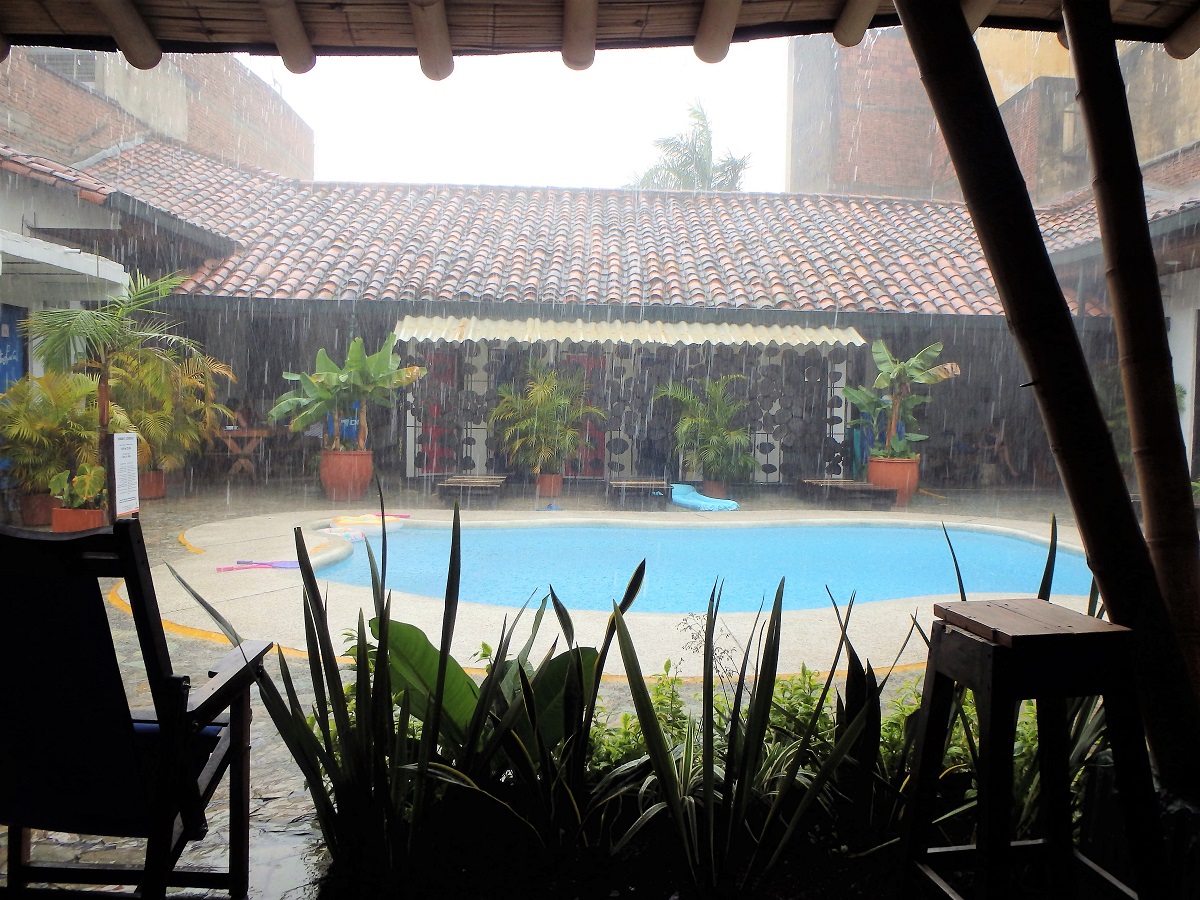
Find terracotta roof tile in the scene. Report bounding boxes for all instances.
[1,143,115,201]
[73,140,1163,318]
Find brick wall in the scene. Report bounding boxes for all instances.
[0,49,313,179]
[0,51,140,163]
[173,55,313,179]
[828,30,939,197]
[1144,140,1200,187]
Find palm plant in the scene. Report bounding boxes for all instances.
[629,104,750,191]
[21,272,199,511]
[488,359,602,476]
[653,374,757,487]
[109,348,234,472]
[0,372,100,493]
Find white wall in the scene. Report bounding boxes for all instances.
[1164,268,1200,468]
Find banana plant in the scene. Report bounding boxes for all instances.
[844,340,960,459]
[269,336,426,451]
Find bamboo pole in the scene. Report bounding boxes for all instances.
[1062,0,1200,709]
[408,0,454,81]
[895,0,1200,800]
[92,0,162,70]
[694,0,742,63]
[562,0,598,70]
[259,0,317,73]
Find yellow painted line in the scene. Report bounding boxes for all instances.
[106,587,925,683]
[177,532,205,554]
[918,488,948,500]
[106,582,314,660]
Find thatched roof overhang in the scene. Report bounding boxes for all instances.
[0,2,1190,69]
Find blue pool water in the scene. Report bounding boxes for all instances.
[314,524,1095,613]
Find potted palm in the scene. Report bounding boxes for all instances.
[843,340,960,505]
[488,360,602,497]
[22,272,202,520]
[110,349,234,498]
[48,463,108,532]
[0,372,100,525]
[652,374,757,499]
[269,336,425,501]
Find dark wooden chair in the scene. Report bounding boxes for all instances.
[0,518,272,899]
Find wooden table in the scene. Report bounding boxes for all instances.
[435,474,508,506]
[218,428,272,477]
[606,479,673,508]
[797,478,897,510]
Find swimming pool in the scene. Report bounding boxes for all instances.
[314,523,1094,613]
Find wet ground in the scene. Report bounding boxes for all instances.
[0,474,1082,898]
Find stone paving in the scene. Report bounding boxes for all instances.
[1,475,1084,898]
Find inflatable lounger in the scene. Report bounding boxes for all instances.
[670,483,739,511]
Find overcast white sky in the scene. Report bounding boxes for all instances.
[240,38,791,192]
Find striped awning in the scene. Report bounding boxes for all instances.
[394,315,865,349]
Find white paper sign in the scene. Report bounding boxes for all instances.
[113,432,140,517]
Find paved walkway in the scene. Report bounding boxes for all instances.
[4,479,1088,899]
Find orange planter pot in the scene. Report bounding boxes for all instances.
[51,507,107,533]
[536,473,563,498]
[701,480,727,500]
[140,469,167,500]
[320,450,374,502]
[866,456,920,506]
[18,494,61,527]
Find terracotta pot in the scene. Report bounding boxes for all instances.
[536,473,563,497]
[18,493,61,527]
[51,507,107,533]
[320,449,374,502]
[701,480,727,500]
[140,469,167,500]
[866,455,921,506]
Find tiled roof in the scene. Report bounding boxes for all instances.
[1037,180,1200,254]
[1,143,115,204]
[2,142,234,251]
[80,140,1143,317]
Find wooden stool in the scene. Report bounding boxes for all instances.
[900,599,1163,899]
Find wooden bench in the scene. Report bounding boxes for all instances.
[797,478,898,510]
[606,479,674,508]
[435,474,508,506]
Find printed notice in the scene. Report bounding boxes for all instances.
[113,432,140,517]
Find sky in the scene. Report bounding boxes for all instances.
[240,38,791,192]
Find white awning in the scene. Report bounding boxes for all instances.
[394,315,865,349]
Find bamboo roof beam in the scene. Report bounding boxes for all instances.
[694,0,742,63]
[408,0,454,80]
[1165,1,1200,57]
[895,0,1200,801]
[259,0,316,73]
[91,0,162,69]
[837,0,995,48]
[562,0,598,70]
[962,0,999,32]
[834,0,876,47]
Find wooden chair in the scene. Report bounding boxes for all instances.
[0,518,272,899]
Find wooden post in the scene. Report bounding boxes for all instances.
[894,0,1200,799]
[1062,0,1200,705]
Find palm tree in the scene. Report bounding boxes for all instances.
[22,272,198,518]
[488,360,603,476]
[629,103,750,191]
[653,374,757,490]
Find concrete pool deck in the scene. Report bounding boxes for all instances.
[136,503,1094,679]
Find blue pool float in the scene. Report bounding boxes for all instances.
[670,483,739,511]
